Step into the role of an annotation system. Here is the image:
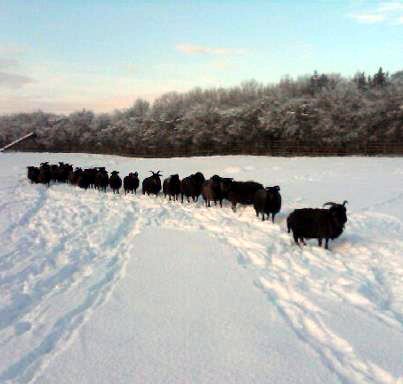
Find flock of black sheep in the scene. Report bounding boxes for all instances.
[27,161,348,250]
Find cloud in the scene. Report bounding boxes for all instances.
[349,1,403,24]
[350,13,386,23]
[0,72,33,89]
[0,58,19,70]
[378,1,403,12]
[0,44,33,88]
[0,45,26,57]
[176,43,246,56]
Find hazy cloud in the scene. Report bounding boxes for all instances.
[0,44,33,88]
[378,1,403,12]
[176,43,246,56]
[350,13,386,23]
[0,72,33,89]
[0,58,19,70]
[0,45,26,57]
[349,1,403,24]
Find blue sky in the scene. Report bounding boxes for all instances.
[0,0,402,113]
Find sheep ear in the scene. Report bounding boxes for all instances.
[275,185,280,191]
[323,202,336,207]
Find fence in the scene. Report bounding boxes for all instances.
[3,139,403,157]
[109,141,403,157]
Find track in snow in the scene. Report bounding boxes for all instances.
[0,153,403,384]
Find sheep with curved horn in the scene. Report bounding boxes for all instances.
[287,201,348,249]
[142,170,163,196]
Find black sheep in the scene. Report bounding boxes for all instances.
[69,167,82,186]
[163,174,181,201]
[223,180,264,212]
[123,172,139,194]
[58,162,73,183]
[38,162,51,186]
[201,175,232,207]
[27,166,40,183]
[84,168,97,189]
[253,186,282,222]
[287,201,348,249]
[50,164,60,182]
[181,172,205,203]
[142,171,162,196]
[109,171,122,194]
[78,169,92,190]
[95,167,109,192]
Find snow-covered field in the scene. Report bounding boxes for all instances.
[1,152,403,384]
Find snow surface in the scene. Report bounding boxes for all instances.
[0,152,403,384]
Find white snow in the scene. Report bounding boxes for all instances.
[0,152,403,384]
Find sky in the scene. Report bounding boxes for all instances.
[0,0,402,114]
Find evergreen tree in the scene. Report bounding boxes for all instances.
[372,67,388,88]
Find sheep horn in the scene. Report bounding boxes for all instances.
[343,200,348,206]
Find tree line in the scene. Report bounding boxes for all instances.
[1,67,402,156]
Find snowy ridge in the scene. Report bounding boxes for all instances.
[1,153,403,383]
[0,184,143,383]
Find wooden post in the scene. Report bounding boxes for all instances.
[0,132,36,152]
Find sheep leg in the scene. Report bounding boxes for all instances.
[318,238,322,247]
[325,239,329,250]
[293,232,299,245]
[272,213,276,223]
[262,213,265,221]
[255,209,259,217]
